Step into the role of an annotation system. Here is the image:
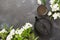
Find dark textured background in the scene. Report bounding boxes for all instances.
[0,0,60,40]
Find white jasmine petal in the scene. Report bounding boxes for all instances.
[48,11,52,16]
[6,35,12,40]
[37,0,42,5]
[15,29,19,34]
[23,23,32,30]
[51,4,59,11]
[52,13,58,19]
[6,29,15,40]
[18,28,24,34]
[50,0,55,4]
[54,16,57,19]
[23,26,28,30]
[57,13,60,17]
[10,29,15,35]
[0,29,7,33]
[53,4,58,8]
[20,28,24,32]
[56,7,59,10]
[50,5,52,8]
[15,28,24,35]
[25,23,33,27]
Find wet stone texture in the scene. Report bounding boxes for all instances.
[0,0,60,40]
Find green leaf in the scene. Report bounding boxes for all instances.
[4,24,8,30]
[9,26,14,31]
[54,0,58,4]
[41,0,46,5]
[8,25,14,32]
[21,28,32,37]
[0,32,8,40]
[11,34,23,40]
[29,32,38,40]
[58,0,60,9]
[34,37,39,40]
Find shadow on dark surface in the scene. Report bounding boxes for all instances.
[34,18,60,40]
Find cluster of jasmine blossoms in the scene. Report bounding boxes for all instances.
[48,11,60,19]
[6,23,33,40]
[48,0,60,20]
[0,29,7,33]
[50,0,60,11]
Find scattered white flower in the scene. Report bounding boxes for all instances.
[17,29,23,34]
[23,23,33,30]
[6,23,33,40]
[15,23,32,34]
[6,29,15,40]
[10,29,15,35]
[19,28,24,34]
[15,28,24,35]
[6,35,13,40]
[0,29,7,33]
[49,0,60,20]
[57,13,60,18]
[49,0,55,4]
[48,11,52,16]
[52,13,58,19]
[26,23,33,27]
[50,4,59,11]
[37,0,42,5]
[15,29,19,34]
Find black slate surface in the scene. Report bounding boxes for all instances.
[36,19,60,40]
